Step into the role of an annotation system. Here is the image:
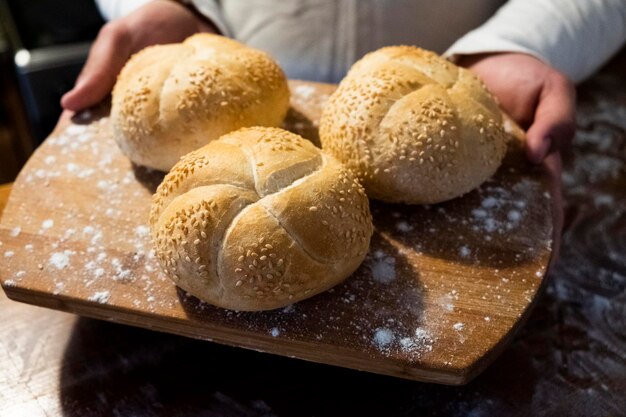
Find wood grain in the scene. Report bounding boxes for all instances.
[0,80,556,385]
[0,183,11,214]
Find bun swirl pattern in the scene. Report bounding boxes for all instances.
[150,127,373,311]
[320,46,507,204]
[112,34,290,171]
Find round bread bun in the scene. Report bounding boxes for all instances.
[111,34,290,171]
[150,127,373,311]
[319,46,507,204]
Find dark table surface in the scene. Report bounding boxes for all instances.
[1,50,626,416]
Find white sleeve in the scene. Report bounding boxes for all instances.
[94,0,232,37]
[95,0,153,21]
[188,0,232,37]
[445,0,626,83]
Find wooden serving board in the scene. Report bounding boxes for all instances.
[0,81,556,385]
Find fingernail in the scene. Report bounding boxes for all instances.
[530,136,552,164]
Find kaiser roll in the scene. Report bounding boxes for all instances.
[111,34,290,171]
[319,46,507,204]
[150,127,373,311]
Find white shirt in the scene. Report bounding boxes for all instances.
[97,0,626,83]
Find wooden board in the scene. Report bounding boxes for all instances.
[0,80,556,385]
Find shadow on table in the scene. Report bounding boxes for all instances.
[132,163,166,194]
[57,315,538,417]
[173,232,425,360]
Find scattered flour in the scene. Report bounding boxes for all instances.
[41,219,54,230]
[4,251,14,258]
[10,227,21,237]
[396,221,414,232]
[49,251,73,269]
[469,185,529,235]
[507,210,522,222]
[65,124,87,135]
[399,327,434,356]
[270,327,280,337]
[453,322,465,331]
[370,255,396,284]
[135,225,150,237]
[88,291,110,304]
[4,279,16,286]
[294,84,315,100]
[373,328,395,348]
[53,282,65,295]
[459,246,471,258]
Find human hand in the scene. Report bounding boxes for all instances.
[61,0,218,112]
[458,53,576,164]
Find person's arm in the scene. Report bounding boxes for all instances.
[446,0,626,163]
[61,0,229,112]
[447,0,626,83]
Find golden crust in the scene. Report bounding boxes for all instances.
[150,127,373,311]
[111,34,291,171]
[319,45,507,204]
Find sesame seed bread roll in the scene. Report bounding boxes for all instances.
[150,127,373,311]
[319,46,507,204]
[111,34,290,171]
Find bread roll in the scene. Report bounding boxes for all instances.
[150,127,373,311]
[111,34,290,171]
[319,46,507,204]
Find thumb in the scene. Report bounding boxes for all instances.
[526,72,576,164]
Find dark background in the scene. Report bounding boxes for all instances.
[0,0,104,183]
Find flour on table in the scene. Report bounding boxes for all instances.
[41,219,54,230]
[373,328,395,349]
[135,225,150,237]
[396,221,414,232]
[49,251,73,269]
[467,182,532,236]
[294,84,315,100]
[88,290,110,304]
[369,253,396,284]
[270,327,281,337]
[53,282,65,295]
[399,327,434,357]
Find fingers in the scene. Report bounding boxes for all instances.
[61,22,133,111]
[526,72,576,164]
